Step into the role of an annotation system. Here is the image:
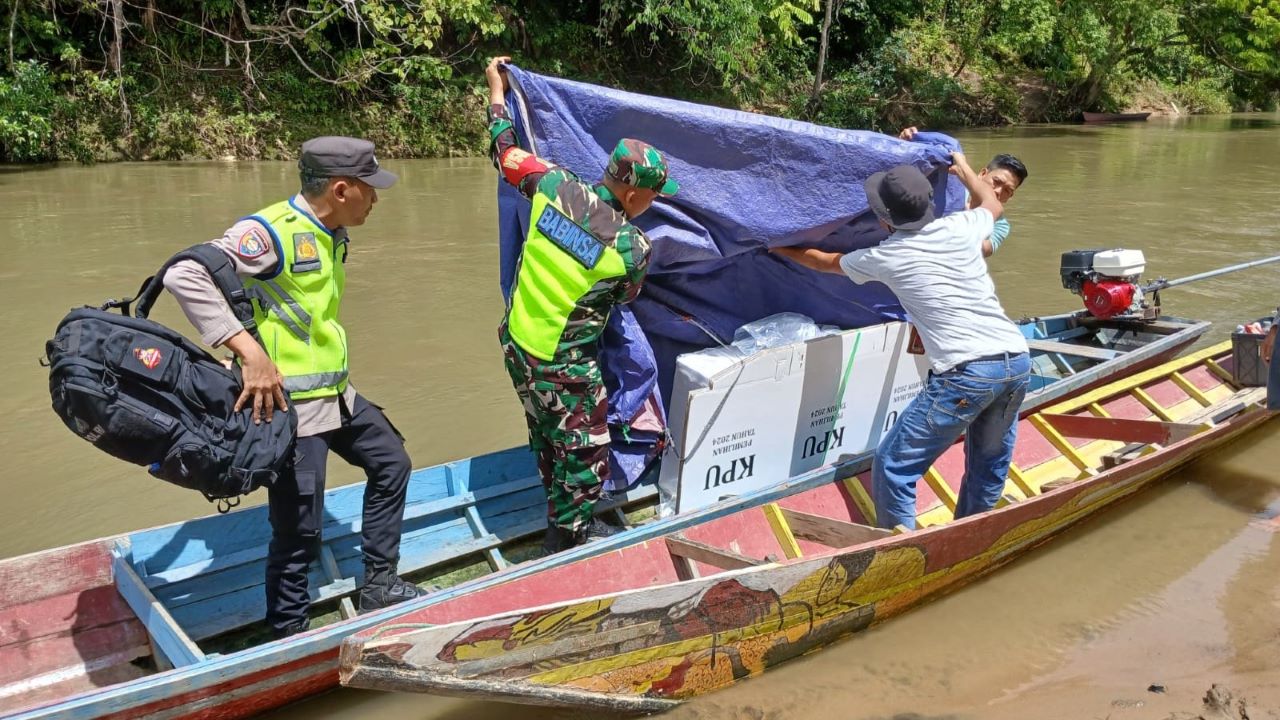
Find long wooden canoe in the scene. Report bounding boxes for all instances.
[1083,111,1152,123]
[0,312,1206,719]
[339,342,1273,712]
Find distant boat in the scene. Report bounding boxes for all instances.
[1083,111,1152,123]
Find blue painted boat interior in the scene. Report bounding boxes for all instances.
[125,446,554,642]
[114,312,1202,649]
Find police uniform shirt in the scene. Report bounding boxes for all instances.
[163,193,358,437]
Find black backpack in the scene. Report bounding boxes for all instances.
[44,244,297,511]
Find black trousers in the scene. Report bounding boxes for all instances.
[264,393,411,632]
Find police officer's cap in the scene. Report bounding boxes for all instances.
[299,136,398,189]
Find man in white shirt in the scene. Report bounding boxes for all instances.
[772,154,1031,529]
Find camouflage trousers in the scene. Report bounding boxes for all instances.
[499,326,610,532]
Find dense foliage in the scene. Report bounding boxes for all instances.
[2,0,1278,162]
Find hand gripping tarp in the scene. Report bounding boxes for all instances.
[497,66,965,490]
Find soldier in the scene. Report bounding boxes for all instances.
[164,137,423,638]
[484,56,679,552]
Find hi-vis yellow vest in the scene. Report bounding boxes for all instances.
[507,191,626,361]
[245,199,349,400]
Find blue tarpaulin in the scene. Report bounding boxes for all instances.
[497,66,966,489]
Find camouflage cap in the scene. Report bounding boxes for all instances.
[605,138,679,196]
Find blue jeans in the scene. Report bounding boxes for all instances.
[872,352,1031,529]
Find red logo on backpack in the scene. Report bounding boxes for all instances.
[134,348,163,370]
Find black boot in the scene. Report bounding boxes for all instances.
[542,525,584,555]
[270,618,310,640]
[358,563,424,614]
[584,517,624,541]
[542,517,625,556]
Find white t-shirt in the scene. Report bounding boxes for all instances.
[840,208,1028,373]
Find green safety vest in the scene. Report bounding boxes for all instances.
[245,199,349,401]
[507,190,627,361]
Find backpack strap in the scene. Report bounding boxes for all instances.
[128,244,261,342]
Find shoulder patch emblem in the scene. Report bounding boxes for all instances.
[237,228,268,259]
[503,148,532,170]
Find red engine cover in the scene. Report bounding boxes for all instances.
[1081,279,1136,319]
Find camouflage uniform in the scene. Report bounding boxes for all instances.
[499,328,610,529]
[488,103,677,532]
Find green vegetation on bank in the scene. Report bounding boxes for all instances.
[2,0,1280,163]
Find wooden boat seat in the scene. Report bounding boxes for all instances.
[1027,339,1120,361]
[774,507,890,548]
[667,535,764,579]
[1096,387,1264,468]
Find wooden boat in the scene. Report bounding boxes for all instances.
[1083,111,1152,123]
[339,341,1275,712]
[0,312,1207,720]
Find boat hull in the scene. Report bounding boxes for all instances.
[337,346,1274,710]
[0,314,1208,720]
[1083,111,1152,123]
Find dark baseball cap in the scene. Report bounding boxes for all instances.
[299,136,397,189]
[864,165,935,231]
[605,138,679,196]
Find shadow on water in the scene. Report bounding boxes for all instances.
[0,162,60,175]
[1221,116,1280,130]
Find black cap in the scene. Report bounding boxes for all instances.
[864,165,935,231]
[299,136,397,189]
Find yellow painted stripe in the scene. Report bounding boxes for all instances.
[1040,341,1231,415]
[1171,371,1212,406]
[842,477,877,526]
[923,467,957,513]
[1087,402,1111,418]
[1204,358,1236,384]
[762,503,803,560]
[1131,387,1176,422]
[1028,413,1093,472]
[1006,463,1036,497]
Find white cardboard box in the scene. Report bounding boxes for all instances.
[659,322,929,513]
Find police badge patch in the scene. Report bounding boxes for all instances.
[236,227,268,259]
[292,232,321,273]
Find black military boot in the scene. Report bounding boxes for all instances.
[270,618,310,640]
[542,517,626,555]
[542,525,584,555]
[584,517,624,541]
[358,563,424,614]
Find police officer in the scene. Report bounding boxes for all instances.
[164,137,422,637]
[484,57,679,552]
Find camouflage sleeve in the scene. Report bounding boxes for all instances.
[614,226,653,305]
[488,103,555,199]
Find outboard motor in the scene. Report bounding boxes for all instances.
[1060,249,1148,319]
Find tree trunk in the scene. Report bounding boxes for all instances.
[108,0,131,129]
[811,0,835,101]
[8,0,18,71]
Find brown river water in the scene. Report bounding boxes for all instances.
[3,114,1280,718]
